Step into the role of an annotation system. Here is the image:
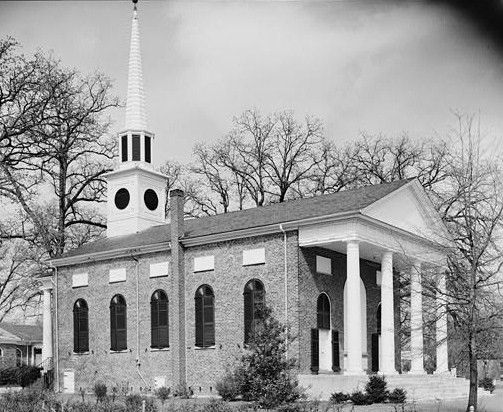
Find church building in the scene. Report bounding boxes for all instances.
[41,1,453,397]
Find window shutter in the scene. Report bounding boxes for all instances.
[311,328,319,373]
[195,294,203,347]
[110,305,117,351]
[244,291,253,343]
[332,330,340,372]
[371,333,379,373]
[203,295,215,347]
[73,309,79,353]
[151,301,159,348]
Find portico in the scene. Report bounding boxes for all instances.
[299,179,450,376]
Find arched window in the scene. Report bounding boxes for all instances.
[195,285,215,348]
[110,294,127,351]
[73,299,89,353]
[151,290,169,348]
[244,279,265,343]
[317,293,330,330]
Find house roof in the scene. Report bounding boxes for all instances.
[56,178,414,262]
[0,323,43,344]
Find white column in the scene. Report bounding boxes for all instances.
[436,270,449,374]
[410,260,425,374]
[380,251,396,374]
[41,277,53,372]
[346,240,363,375]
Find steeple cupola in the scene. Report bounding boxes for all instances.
[105,0,168,238]
[119,0,152,166]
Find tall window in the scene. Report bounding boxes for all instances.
[244,279,265,343]
[317,293,330,329]
[151,290,169,348]
[73,299,89,353]
[110,294,127,351]
[195,285,215,348]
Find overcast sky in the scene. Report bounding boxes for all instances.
[1,0,502,165]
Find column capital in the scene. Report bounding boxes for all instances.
[40,276,54,291]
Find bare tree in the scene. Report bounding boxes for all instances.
[423,114,503,411]
[0,38,118,258]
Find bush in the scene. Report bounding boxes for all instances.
[155,386,170,403]
[0,365,41,387]
[232,306,304,408]
[93,382,107,403]
[388,388,407,403]
[216,371,240,401]
[173,382,193,399]
[365,375,388,403]
[479,377,495,393]
[203,399,234,412]
[350,390,372,405]
[330,392,350,404]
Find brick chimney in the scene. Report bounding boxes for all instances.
[169,188,186,384]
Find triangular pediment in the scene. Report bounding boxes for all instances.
[362,180,448,244]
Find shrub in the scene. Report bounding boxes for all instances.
[173,382,193,399]
[233,306,304,408]
[215,371,241,401]
[155,386,170,403]
[388,388,407,403]
[0,365,41,387]
[125,393,143,409]
[93,381,108,403]
[479,377,495,393]
[350,390,372,405]
[330,392,350,404]
[203,399,234,412]
[365,375,388,403]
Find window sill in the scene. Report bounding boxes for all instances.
[150,347,170,352]
[194,345,216,350]
[72,351,90,356]
[109,349,128,354]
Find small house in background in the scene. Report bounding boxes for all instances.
[0,323,43,369]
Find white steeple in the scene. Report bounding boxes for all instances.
[125,3,147,131]
[105,0,167,238]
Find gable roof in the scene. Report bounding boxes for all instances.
[55,178,415,263]
[0,323,43,344]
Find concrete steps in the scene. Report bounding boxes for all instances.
[298,373,488,401]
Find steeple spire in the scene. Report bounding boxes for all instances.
[125,0,147,131]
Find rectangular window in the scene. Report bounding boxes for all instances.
[145,136,151,163]
[243,248,265,266]
[72,273,88,288]
[132,134,141,161]
[121,135,128,162]
[193,255,215,272]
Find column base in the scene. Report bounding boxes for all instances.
[378,369,398,375]
[408,369,426,375]
[345,369,366,376]
[434,369,450,375]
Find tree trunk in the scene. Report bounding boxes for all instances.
[467,333,478,412]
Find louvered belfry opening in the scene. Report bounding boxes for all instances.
[195,285,215,348]
[73,299,89,353]
[110,294,127,351]
[243,279,265,344]
[151,289,169,348]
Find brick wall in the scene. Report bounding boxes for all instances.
[56,251,174,392]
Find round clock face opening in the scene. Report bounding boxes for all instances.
[115,188,130,210]
[144,189,159,211]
